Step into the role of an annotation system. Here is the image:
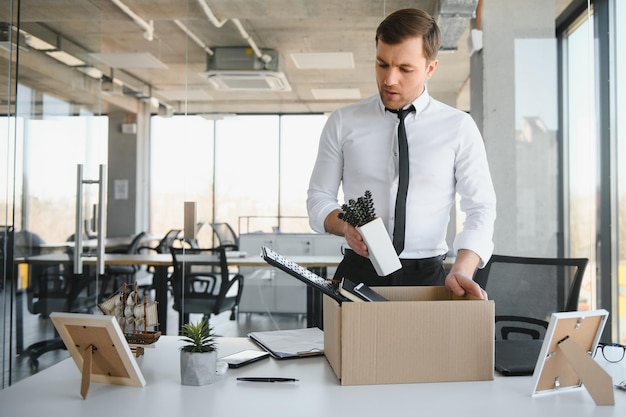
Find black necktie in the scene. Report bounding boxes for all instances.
[388,105,415,255]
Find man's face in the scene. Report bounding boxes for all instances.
[376,36,438,110]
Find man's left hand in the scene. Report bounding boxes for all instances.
[445,271,487,300]
[445,249,488,300]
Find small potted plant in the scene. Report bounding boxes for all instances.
[179,320,218,386]
[338,190,401,276]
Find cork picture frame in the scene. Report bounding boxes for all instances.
[50,312,146,399]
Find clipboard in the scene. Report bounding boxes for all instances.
[248,327,324,359]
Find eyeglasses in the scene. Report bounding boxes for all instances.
[594,342,626,363]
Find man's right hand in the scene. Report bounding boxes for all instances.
[343,222,368,257]
[324,209,368,257]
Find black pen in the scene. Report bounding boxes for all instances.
[236,377,298,383]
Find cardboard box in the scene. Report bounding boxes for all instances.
[323,286,494,385]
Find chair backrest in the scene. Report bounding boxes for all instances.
[156,229,182,253]
[127,231,147,254]
[209,223,239,250]
[1,226,15,284]
[27,259,97,317]
[14,230,45,257]
[169,246,244,328]
[474,254,588,340]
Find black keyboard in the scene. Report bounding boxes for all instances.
[260,246,348,304]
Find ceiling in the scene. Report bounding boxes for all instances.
[0,0,574,116]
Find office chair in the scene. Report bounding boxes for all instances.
[170,246,244,333]
[102,231,148,298]
[209,223,239,251]
[20,230,98,372]
[474,254,588,340]
[135,229,183,297]
[1,226,14,294]
[150,229,183,254]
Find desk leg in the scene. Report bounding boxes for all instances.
[16,289,24,354]
[306,267,326,329]
[154,265,169,335]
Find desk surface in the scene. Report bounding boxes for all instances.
[37,234,160,250]
[15,253,343,332]
[18,252,344,267]
[1,336,624,416]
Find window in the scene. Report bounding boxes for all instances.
[150,114,327,237]
[563,12,597,312]
[150,115,214,236]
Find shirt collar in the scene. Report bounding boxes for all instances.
[379,86,431,118]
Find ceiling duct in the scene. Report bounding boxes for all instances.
[199,47,291,92]
[436,0,479,51]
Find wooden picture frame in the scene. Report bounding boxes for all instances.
[531,309,613,405]
[50,312,146,399]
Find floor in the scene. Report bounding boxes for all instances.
[1,283,307,388]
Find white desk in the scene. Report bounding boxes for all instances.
[17,253,342,333]
[1,336,624,416]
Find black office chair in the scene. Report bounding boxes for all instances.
[1,226,14,294]
[102,231,148,298]
[144,229,183,254]
[170,246,244,333]
[136,229,183,296]
[474,254,588,340]
[20,230,98,372]
[209,223,239,251]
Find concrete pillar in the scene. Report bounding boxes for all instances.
[471,0,558,256]
[107,103,150,237]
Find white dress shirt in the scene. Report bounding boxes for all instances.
[307,89,496,266]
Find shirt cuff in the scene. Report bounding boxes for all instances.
[452,229,494,269]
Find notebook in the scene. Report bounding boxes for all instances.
[494,339,544,376]
[339,277,388,302]
[248,327,324,359]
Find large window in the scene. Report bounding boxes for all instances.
[561,0,625,342]
[150,115,214,238]
[563,12,597,312]
[150,114,328,238]
[279,115,329,233]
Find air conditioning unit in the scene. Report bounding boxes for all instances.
[199,47,292,92]
[201,70,291,92]
[0,22,27,52]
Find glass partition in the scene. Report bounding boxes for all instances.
[616,0,626,343]
[1,0,106,387]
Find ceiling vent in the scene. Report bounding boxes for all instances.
[199,47,291,92]
[0,22,27,52]
[201,71,291,92]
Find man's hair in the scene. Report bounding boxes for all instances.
[375,8,441,61]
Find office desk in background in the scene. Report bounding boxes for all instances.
[0,336,624,416]
[18,252,342,334]
[36,234,160,253]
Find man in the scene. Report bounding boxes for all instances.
[307,8,496,300]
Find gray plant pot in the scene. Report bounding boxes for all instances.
[180,350,217,386]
